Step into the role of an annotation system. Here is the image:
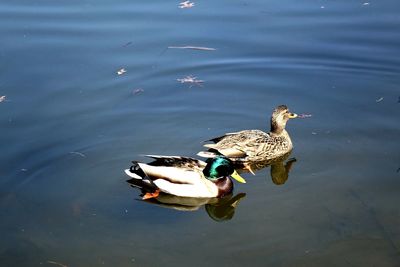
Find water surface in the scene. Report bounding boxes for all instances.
[1,0,400,266]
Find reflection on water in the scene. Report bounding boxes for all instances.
[238,152,297,185]
[1,0,400,265]
[127,177,246,221]
[204,193,246,222]
[126,153,296,221]
[270,158,296,185]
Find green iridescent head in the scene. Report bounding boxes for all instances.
[202,156,246,183]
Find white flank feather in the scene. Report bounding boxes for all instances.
[138,164,201,184]
[124,169,142,179]
[154,179,218,198]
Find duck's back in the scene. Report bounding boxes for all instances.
[206,129,269,146]
[202,129,293,161]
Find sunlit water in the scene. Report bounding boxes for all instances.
[1,0,400,266]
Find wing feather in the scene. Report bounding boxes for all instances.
[145,155,206,169]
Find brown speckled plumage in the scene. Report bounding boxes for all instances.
[198,105,298,162]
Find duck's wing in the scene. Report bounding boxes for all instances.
[201,146,247,158]
[145,155,206,169]
[125,155,207,185]
[205,130,247,143]
[205,130,267,143]
[201,130,270,158]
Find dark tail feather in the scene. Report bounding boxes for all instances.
[126,177,158,193]
[205,135,227,143]
[126,162,158,193]
[129,161,147,177]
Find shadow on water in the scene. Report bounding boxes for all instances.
[126,153,297,221]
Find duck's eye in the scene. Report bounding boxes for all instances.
[216,165,228,176]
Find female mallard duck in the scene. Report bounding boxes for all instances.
[124,155,246,199]
[197,105,298,167]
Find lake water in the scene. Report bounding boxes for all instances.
[1,0,400,266]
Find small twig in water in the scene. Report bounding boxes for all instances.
[47,260,68,267]
[122,41,133,47]
[376,97,384,103]
[117,68,127,75]
[69,151,86,158]
[132,88,144,95]
[168,46,216,51]
[179,1,194,8]
[298,114,312,118]
[177,75,204,87]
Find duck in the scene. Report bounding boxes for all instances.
[197,105,298,169]
[124,155,246,199]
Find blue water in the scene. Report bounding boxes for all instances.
[1,0,400,266]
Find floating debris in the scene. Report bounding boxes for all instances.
[298,114,312,118]
[69,151,86,158]
[177,75,204,87]
[122,41,133,47]
[397,167,400,173]
[132,88,144,95]
[0,95,6,103]
[376,97,384,103]
[179,1,195,8]
[311,132,317,135]
[168,46,216,51]
[47,260,68,267]
[362,2,370,6]
[117,68,127,75]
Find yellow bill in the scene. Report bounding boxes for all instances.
[231,170,246,183]
[288,113,298,119]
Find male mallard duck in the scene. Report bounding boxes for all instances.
[124,155,246,199]
[197,105,298,166]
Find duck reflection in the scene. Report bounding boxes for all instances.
[126,178,246,221]
[236,152,297,185]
